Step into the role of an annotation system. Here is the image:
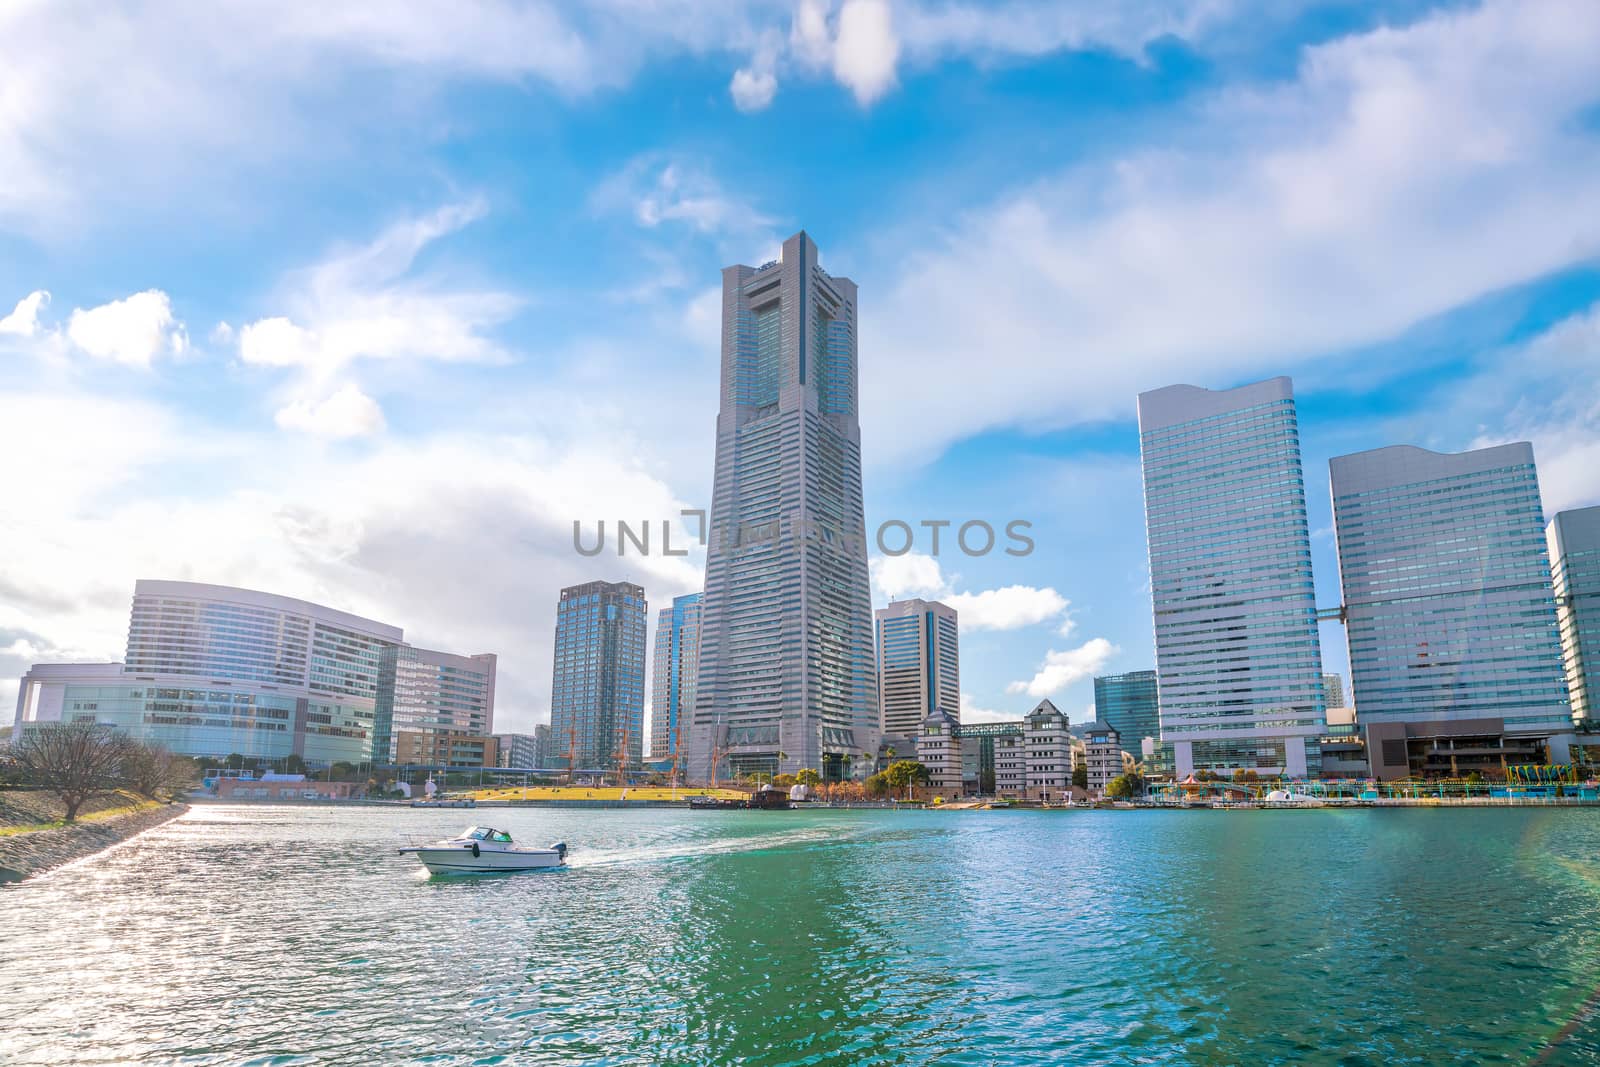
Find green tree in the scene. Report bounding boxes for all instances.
[224,752,247,771]
[1105,774,1133,800]
[864,772,890,798]
[1072,764,1088,789]
[283,753,307,776]
[883,760,930,792]
[330,761,358,781]
[1232,769,1260,783]
[796,768,822,788]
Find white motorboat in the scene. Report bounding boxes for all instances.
[1264,789,1325,807]
[399,825,568,875]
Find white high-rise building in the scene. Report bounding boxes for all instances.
[690,231,878,782]
[1137,377,1327,778]
[875,599,959,742]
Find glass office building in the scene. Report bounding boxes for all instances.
[373,646,497,765]
[550,580,647,773]
[1550,506,1600,724]
[1137,377,1326,777]
[876,599,960,742]
[15,580,406,765]
[15,579,497,767]
[1093,670,1159,761]
[691,232,879,782]
[649,592,702,767]
[1331,444,1571,753]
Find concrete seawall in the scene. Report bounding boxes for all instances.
[0,803,190,884]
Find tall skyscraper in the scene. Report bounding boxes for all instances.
[1093,669,1158,761]
[1331,444,1572,766]
[691,231,879,782]
[550,581,647,773]
[649,592,702,768]
[1137,377,1326,778]
[1550,506,1600,724]
[876,599,960,742]
[374,646,497,764]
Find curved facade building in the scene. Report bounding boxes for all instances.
[14,580,441,767]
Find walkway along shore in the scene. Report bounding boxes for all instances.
[0,803,190,884]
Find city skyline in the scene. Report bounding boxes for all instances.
[4,0,1600,739]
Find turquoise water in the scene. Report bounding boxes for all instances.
[3,805,1600,1064]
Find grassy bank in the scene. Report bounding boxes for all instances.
[0,789,164,836]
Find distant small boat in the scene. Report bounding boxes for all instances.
[1264,790,1324,807]
[399,826,567,874]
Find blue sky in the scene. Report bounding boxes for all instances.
[3,0,1599,733]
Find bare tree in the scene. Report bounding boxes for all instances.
[12,721,130,822]
[123,742,194,799]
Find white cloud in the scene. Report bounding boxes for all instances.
[274,385,387,439]
[593,156,775,237]
[944,584,1069,631]
[862,0,1600,466]
[1459,299,1600,516]
[66,290,186,367]
[869,551,948,600]
[959,690,1015,725]
[833,0,900,105]
[730,65,779,111]
[235,201,518,434]
[0,290,49,337]
[1007,637,1118,697]
[869,550,1075,631]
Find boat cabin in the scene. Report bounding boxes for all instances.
[463,826,513,843]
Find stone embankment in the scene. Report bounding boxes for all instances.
[0,803,189,884]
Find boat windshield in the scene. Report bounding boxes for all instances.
[464,827,512,842]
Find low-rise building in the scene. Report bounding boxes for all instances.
[916,708,962,795]
[394,730,498,769]
[1079,720,1123,795]
[213,774,356,801]
[1023,700,1074,801]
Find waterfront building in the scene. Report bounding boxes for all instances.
[1330,444,1573,778]
[1080,720,1124,795]
[1137,377,1327,778]
[876,599,960,742]
[915,707,963,795]
[1022,700,1074,801]
[1549,506,1600,726]
[495,731,543,769]
[550,580,648,773]
[690,231,879,782]
[1322,674,1346,712]
[373,646,496,765]
[994,731,1026,796]
[394,729,498,769]
[14,580,407,766]
[1092,670,1158,762]
[649,593,702,770]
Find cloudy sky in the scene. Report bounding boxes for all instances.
[3,0,1599,733]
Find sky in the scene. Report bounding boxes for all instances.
[3,0,1599,736]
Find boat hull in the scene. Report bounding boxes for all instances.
[414,847,565,875]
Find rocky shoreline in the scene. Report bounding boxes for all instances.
[0,802,190,884]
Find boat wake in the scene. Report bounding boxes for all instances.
[568,824,867,869]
